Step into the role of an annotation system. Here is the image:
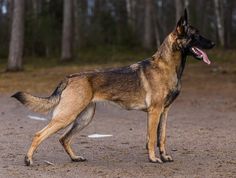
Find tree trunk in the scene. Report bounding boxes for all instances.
[214,0,224,47]
[61,0,74,62]
[184,0,189,10]
[224,0,233,49]
[152,2,160,47]
[143,0,152,49]
[32,0,42,18]
[126,0,132,25]
[7,0,14,22]
[7,0,24,71]
[175,0,183,22]
[73,0,79,51]
[126,0,136,28]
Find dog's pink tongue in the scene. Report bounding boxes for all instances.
[195,47,211,65]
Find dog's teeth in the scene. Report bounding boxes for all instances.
[192,48,197,53]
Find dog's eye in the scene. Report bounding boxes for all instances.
[191,34,199,40]
[195,34,200,39]
[190,34,195,39]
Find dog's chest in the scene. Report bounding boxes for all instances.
[164,81,181,107]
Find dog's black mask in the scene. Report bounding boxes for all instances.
[175,9,215,64]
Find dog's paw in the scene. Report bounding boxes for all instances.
[71,156,86,162]
[160,154,173,162]
[149,156,163,163]
[24,156,33,166]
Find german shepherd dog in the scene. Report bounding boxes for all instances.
[12,10,215,166]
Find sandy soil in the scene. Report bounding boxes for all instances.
[0,62,236,178]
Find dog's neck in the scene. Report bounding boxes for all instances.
[152,33,186,80]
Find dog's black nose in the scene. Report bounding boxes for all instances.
[211,42,215,47]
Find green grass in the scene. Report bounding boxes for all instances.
[1,47,235,71]
[0,46,151,71]
[0,48,235,94]
[1,47,236,71]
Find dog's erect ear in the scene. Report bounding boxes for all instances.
[176,8,188,35]
[184,8,188,23]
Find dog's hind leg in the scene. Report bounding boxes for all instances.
[59,103,96,162]
[157,108,173,162]
[24,79,93,166]
[24,115,76,166]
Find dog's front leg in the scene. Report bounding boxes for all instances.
[157,108,173,162]
[147,106,163,163]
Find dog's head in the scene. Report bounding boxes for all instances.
[174,9,215,64]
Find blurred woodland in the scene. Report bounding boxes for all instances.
[0,0,236,71]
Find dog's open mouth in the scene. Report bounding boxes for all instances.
[191,47,211,65]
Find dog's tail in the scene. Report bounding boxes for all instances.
[12,79,68,114]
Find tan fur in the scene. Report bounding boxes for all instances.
[22,33,182,165]
[15,92,60,113]
[13,10,215,165]
[12,79,68,114]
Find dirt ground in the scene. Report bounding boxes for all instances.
[0,61,236,178]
